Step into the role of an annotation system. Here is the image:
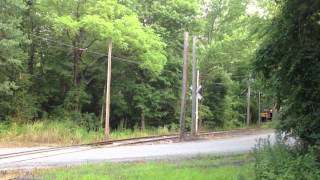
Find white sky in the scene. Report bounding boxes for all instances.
[246,2,267,17]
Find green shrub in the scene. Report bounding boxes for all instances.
[253,135,320,180]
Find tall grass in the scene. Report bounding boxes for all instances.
[0,119,270,147]
[0,120,177,146]
[0,121,103,146]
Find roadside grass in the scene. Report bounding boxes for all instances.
[37,154,254,180]
[0,120,273,147]
[0,121,176,147]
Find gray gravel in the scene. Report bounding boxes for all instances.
[0,131,275,170]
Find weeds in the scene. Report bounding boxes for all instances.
[0,120,177,146]
[253,135,320,180]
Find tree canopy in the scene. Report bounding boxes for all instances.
[0,0,290,134]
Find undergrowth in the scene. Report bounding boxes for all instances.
[0,120,176,146]
[253,135,320,179]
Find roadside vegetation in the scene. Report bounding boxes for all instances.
[0,120,177,146]
[253,137,320,179]
[0,119,264,146]
[251,0,320,179]
[34,154,254,180]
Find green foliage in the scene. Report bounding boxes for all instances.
[0,0,27,120]
[40,0,167,73]
[202,70,232,127]
[199,0,271,129]
[253,136,320,180]
[0,0,275,134]
[63,84,92,112]
[254,0,320,146]
[12,88,39,121]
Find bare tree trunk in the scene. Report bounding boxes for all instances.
[141,111,145,131]
[124,116,128,129]
[27,2,35,75]
[72,48,81,112]
[73,48,81,87]
[71,32,84,112]
[272,102,278,121]
[28,40,36,74]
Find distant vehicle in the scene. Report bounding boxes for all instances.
[260,109,272,122]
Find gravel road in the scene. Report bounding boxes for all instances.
[0,131,275,170]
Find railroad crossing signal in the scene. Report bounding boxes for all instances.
[190,85,203,100]
[197,85,202,100]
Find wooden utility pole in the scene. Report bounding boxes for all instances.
[105,40,112,137]
[180,32,189,139]
[246,73,251,127]
[191,36,198,136]
[100,82,106,127]
[258,91,261,126]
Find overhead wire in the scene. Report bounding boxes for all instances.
[31,34,143,65]
[31,33,251,77]
[31,34,184,74]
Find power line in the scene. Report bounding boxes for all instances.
[31,34,143,65]
[31,34,185,75]
[31,34,103,56]
[30,34,250,77]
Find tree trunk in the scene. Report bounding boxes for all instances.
[71,32,84,112]
[272,102,278,121]
[28,39,36,74]
[27,2,35,75]
[73,48,81,87]
[141,111,145,131]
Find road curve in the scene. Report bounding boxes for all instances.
[0,131,275,170]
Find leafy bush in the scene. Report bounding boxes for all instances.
[253,135,320,180]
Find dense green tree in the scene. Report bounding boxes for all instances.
[255,0,320,146]
[116,0,200,128]
[0,0,35,121]
[0,0,277,133]
[198,0,266,128]
[36,0,166,113]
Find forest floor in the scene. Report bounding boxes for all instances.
[3,154,254,180]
